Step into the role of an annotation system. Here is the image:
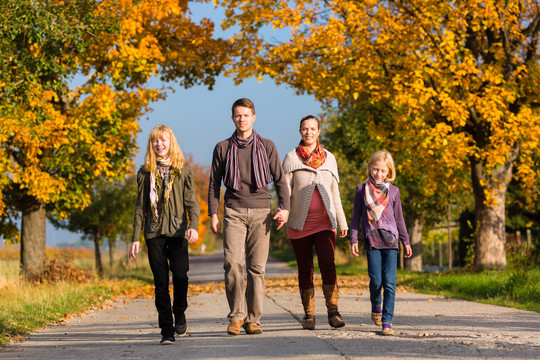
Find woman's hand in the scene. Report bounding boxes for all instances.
[187,229,199,244]
[273,209,289,230]
[338,229,348,238]
[129,241,140,260]
[350,242,359,257]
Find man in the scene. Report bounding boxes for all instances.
[208,98,290,335]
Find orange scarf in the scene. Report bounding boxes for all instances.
[296,141,327,169]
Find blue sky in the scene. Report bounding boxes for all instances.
[47,78,321,246]
[135,1,317,168]
[137,76,321,167]
[44,2,322,246]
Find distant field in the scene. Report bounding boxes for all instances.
[0,246,95,260]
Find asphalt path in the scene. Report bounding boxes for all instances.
[1,252,539,359]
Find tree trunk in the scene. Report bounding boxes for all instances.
[447,203,453,271]
[438,237,443,268]
[405,217,423,271]
[94,233,103,276]
[431,240,435,266]
[470,159,512,269]
[108,238,114,271]
[20,196,47,278]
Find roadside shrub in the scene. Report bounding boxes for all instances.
[28,256,94,284]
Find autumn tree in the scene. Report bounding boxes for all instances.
[219,0,540,269]
[185,155,211,249]
[0,0,230,276]
[322,103,470,271]
[51,177,136,276]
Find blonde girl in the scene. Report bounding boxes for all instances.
[350,150,412,336]
[129,125,200,345]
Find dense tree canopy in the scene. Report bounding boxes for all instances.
[219,0,540,269]
[0,0,231,275]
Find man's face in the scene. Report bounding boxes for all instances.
[231,106,256,136]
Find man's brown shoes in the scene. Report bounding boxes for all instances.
[227,320,244,335]
[227,320,263,335]
[243,322,263,334]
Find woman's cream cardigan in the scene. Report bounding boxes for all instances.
[282,148,348,232]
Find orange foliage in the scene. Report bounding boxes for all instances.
[0,0,232,243]
[219,0,540,269]
[185,155,211,249]
[27,257,94,284]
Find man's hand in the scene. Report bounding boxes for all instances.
[129,241,140,260]
[273,209,289,230]
[210,214,221,236]
[187,229,199,244]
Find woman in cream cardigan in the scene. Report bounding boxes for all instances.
[282,115,348,330]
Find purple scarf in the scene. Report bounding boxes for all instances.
[224,130,272,191]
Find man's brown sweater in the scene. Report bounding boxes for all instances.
[208,135,290,215]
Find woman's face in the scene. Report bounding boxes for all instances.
[299,118,321,147]
[370,160,389,183]
[152,133,171,158]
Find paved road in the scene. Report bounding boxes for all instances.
[1,253,539,359]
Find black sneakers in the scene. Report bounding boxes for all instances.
[175,313,187,336]
[160,336,175,345]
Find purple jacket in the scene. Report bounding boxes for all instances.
[350,183,409,249]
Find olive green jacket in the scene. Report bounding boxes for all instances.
[132,164,200,242]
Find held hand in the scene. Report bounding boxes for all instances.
[210,214,221,236]
[187,229,199,244]
[404,244,413,258]
[339,229,348,238]
[273,209,289,230]
[350,243,359,257]
[129,241,140,260]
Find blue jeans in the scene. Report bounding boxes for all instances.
[366,249,398,324]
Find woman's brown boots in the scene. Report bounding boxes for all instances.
[300,288,316,330]
[301,285,345,329]
[323,284,346,328]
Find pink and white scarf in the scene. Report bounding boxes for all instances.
[365,176,390,225]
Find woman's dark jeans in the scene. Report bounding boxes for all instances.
[146,236,189,337]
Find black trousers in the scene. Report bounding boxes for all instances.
[146,236,189,337]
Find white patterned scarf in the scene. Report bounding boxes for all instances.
[149,158,176,224]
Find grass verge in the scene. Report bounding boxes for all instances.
[0,278,153,346]
[399,266,540,312]
[0,254,155,347]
